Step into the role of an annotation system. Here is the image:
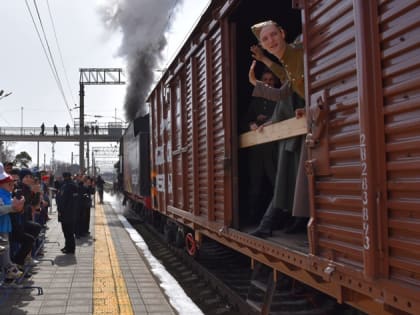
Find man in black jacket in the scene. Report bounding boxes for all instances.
[56,172,78,254]
[96,175,105,204]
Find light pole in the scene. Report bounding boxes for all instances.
[20,106,23,135]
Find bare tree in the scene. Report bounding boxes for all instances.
[0,141,15,162]
[14,151,32,168]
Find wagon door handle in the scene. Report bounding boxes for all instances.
[306,89,329,148]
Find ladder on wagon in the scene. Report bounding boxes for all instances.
[246,260,277,315]
[246,260,334,315]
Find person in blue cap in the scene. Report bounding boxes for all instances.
[0,162,25,279]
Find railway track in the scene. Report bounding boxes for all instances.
[129,217,361,315]
[130,219,248,315]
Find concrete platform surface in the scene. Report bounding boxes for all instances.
[0,197,180,315]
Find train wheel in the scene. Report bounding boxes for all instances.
[185,232,198,257]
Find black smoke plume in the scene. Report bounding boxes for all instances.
[99,0,183,121]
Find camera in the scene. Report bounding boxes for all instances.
[14,189,23,200]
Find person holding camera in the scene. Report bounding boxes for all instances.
[8,168,44,269]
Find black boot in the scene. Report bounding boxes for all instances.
[250,202,283,238]
[284,217,308,234]
[249,225,272,238]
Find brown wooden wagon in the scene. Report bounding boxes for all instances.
[129,1,420,314]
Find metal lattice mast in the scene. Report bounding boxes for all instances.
[78,68,125,173]
[51,141,55,172]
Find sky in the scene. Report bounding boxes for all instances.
[0,0,210,172]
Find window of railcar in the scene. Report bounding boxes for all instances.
[230,0,302,230]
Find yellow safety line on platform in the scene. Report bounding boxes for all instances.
[93,203,134,315]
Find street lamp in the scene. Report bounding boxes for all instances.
[20,106,23,135]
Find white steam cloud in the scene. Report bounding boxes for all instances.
[99,0,183,120]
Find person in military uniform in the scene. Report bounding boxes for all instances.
[248,21,309,237]
[56,172,78,254]
[243,70,279,222]
[250,20,304,99]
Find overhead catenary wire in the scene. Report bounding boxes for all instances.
[46,0,77,107]
[24,1,58,88]
[24,0,73,121]
[32,0,73,120]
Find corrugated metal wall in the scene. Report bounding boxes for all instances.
[379,0,420,287]
[196,45,210,217]
[185,60,195,212]
[172,80,183,209]
[306,0,420,282]
[306,0,364,268]
[165,91,173,207]
[208,28,225,221]
[151,22,229,225]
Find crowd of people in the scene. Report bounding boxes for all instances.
[55,172,96,254]
[40,123,72,136]
[38,123,100,136]
[0,161,101,281]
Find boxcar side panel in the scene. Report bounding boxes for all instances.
[305,0,364,268]
[163,87,173,208]
[209,28,226,222]
[152,88,167,212]
[172,79,185,209]
[150,18,231,227]
[185,59,196,214]
[196,44,209,218]
[305,0,420,310]
[183,25,228,223]
[379,0,420,289]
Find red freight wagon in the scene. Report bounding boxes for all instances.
[146,0,420,314]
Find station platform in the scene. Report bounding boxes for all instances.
[0,194,203,315]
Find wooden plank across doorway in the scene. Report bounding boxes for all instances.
[239,117,307,149]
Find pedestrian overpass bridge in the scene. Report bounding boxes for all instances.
[0,125,125,142]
